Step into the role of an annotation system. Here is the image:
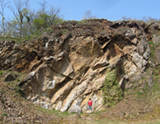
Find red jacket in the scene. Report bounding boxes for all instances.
[88,100,92,106]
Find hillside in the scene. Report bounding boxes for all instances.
[1,19,160,123]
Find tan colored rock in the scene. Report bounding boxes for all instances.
[92,76,106,91]
[68,98,82,113]
[55,101,63,110]
[51,80,74,104]
[91,55,109,70]
[123,59,137,77]
[123,45,136,54]
[60,79,89,112]
[69,51,91,72]
[109,54,122,68]
[131,38,138,45]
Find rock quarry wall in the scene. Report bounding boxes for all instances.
[0,19,158,113]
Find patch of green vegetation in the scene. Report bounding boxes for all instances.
[60,29,69,35]
[135,66,160,102]
[1,113,8,117]
[102,68,123,107]
[0,70,4,76]
[36,106,72,117]
[149,38,160,61]
[77,19,88,24]
[149,41,156,59]
[0,88,5,94]
[0,36,25,43]
[0,70,11,77]
[53,18,64,25]
[2,71,27,97]
[149,68,160,101]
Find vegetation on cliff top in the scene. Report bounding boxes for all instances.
[0,0,64,41]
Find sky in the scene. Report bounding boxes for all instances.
[7,0,160,21]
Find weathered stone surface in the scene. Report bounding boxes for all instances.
[68,98,82,113]
[131,52,147,71]
[60,79,89,112]
[92,94,103,111]
[51,80,74,103]
[0,19,152,113]
[55,101,63,110]
[152,34,160,45]
[137,39,148,56]
[155,47,160,65]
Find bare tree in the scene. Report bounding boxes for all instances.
[83,10,96,19]
[48,7,60,25]
[0,0,8,35]
[6,0,62,38]
[10,0,30,37]
[39,0,47,14]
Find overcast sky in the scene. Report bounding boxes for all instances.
[7,0,160,21]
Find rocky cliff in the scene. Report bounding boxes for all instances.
[0,19,158,113]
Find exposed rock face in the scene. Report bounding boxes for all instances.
[0,19,153,112]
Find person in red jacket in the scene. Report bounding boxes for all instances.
[88,98,92,111]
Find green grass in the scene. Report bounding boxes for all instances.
[35,106,72,117]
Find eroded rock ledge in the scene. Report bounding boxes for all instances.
[0,19,156,113]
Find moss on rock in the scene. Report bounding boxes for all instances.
[103,68,123,106]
